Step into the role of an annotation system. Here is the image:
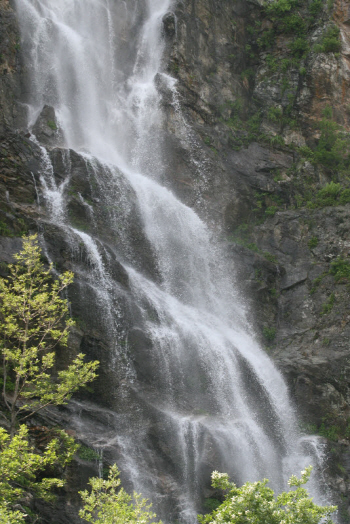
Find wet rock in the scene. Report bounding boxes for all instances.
[162,12,176,38]
[129,328,155,384]
[0,236,23,263]
[32,105,64,147]
[0,1,27,133]
[2,0,350,518]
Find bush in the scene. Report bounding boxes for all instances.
[314,26,341,53]
[204,498,221,512]
[79,465,162,524]
[308,236,319,249]
[314,119,341,167]
[290,36,308,57]
[0,425,78,522]
[78,445,100,461]
[330,257,350,282]
[283,13,306,34]
[198,467,336,524]
[265,206,278,216]
[321,292,335,315]
[300,108,350,173]
[315,181,341,206]
[308,182,350,208]
[263,326,276,342]
[339,188,350,204]
[47,120,57,131]
[264,252,278,263]
[309,0,323,16]
[318,422,339,441]
[266,0,300,17]
[267,106,283,123]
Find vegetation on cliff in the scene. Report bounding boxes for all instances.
[0,238,338,524]
[199,467,336,524]
[0,0,349,520]
[0,235,98,522]
[79,464,162,524]
[0,235,99,436]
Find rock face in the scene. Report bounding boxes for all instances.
[161,0,350,515]
[0,0,26,133]
[32,105,64,147]
[165,0,350,399]
[2,0,350,521]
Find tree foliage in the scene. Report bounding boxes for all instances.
[0,234,99,521]
[0,424,78,522]
[0,234,99,436]
[79,464,162,524]
[199,467,336,524]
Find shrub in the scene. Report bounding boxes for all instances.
[79,465,162,524]
[315,181,341,206]
[339,189,350,204]
[290,36,308,57]
[264,252,278,263]
[265,205,278,216]
[0,235,99,522]
[0,425,78,523]
[330,257,350,282]
[318,422,339,441]
[314,26,341,53]
[314,119,341,167]
[283,13,306,34]
[308,182,350,208]
[310,272,327,294]
[322,26,341,53]
[263,326,276,342]
[266,0,300,17]
[47,120,57,131]
[78,445,100,461]
[309,0,323,16]
[198,467,336,524]
[0,221,12,236]
[308,236,319,249]
[267,106,283,123]
[204,498,221,512]
[298,109,350,173]
[321,293,335,315]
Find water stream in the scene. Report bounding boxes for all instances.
[15,0,328,522]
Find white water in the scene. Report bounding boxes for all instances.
[15,0,328,521]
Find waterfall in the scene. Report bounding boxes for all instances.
[15,0,328,522]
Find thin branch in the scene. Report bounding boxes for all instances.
[19,400,57,422]
[0,410,9,423]
[19,382,83,422]
[2,356,12,412]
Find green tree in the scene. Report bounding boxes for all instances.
[0,424,77,523]
[0,234,99,521]
[79,464,162,524]
[0,234,99,437]
[199,467,336,524]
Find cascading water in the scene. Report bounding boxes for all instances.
[15,0,329,522]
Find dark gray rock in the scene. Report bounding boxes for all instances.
[162,12,176,38]
[1,0,350,519]
[32,105,64,147]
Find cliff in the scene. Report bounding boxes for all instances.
[162,0,350,512]
[1,0,350,521]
